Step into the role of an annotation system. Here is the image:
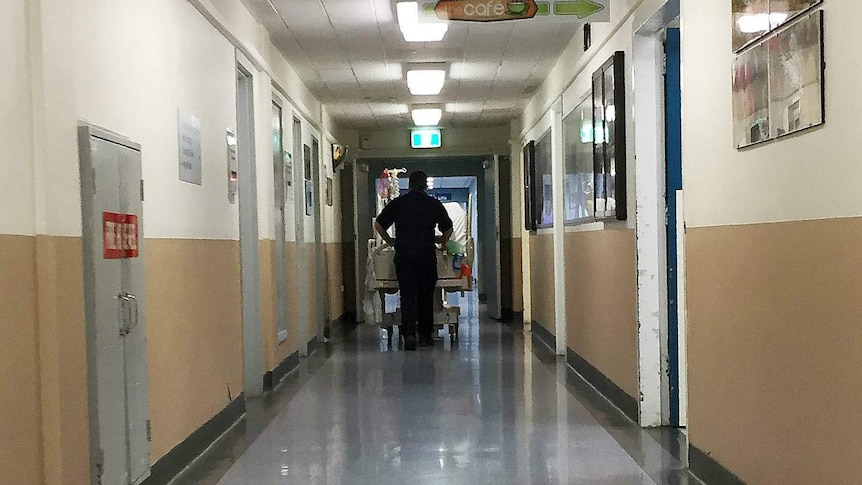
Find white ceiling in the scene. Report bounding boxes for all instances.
[242,0,580,130]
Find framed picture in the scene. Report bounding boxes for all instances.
[732,41,771,148]
[591,51,627,221]
[732,8,824,148]
[535,129,554,228]
[523,141,537,232]
[768,9,824,138]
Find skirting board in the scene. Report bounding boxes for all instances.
[143,394,245,485]
[530,321,638,423]
[566,348,638,422]
[263,351,300,390]
[689,445,747,485]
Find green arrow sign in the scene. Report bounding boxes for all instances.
[550,0,604,18]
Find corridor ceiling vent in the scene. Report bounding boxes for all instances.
[407,69,446,95]
[397,1,449,42]
[411,107,443,126]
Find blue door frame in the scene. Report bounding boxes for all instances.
[665,27,683,427]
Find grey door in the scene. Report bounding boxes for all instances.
[78,125,150,485]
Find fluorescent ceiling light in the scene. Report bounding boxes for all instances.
[397,2,448,42]
[407,69,446,95]
[412,108,442,126]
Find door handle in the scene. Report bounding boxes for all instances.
[117,293,139,336]
[126,293,139,333]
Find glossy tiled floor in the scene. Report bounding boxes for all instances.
[177,296,697,484]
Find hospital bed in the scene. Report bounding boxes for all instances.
[367,201,474,345]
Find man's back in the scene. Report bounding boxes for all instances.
[376,190,452,261]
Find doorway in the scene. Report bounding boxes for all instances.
[272,99,289,343]
[236,60,263,398]
[633,0,686,428]
[353,157,504,324]
[79,124,151,485]
[292,117,309,355]
[311,136,325,341]
[664,26,685,428]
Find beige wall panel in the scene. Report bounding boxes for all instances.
[275,242,301,365]
[342,242,357,314]
[304,245,320,337]
[145,239,243,461]
[260,240,276,370]
[326,243,344,321]
[513,237,524,313]
[687,219,862,483]
[529,233,555,334]
[36,236,90,485]
[0,236,42,484]
[564,229,638,398]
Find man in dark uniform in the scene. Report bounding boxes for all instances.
[375,171,453,350]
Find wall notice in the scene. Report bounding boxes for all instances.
[103,212,139,259]
[178,110,203,185]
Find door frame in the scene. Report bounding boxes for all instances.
[632,0,685,427]
[292,117,309,355]
[272,94,290,344]
[236,53,263,398]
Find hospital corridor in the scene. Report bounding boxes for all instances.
[1,0,855,484]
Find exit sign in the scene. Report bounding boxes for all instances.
[411,128,442,149]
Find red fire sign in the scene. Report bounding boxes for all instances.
[103,212,139,259]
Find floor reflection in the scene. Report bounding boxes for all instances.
[177,294,695,485]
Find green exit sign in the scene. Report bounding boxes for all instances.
[411,128,442,149]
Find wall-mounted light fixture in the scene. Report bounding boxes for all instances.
[397,2,448,42]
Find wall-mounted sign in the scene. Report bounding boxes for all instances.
[178,111,202,185]
[103,212,139,259]
[226,129,238,204]
[305,180,315,216]
[427,0,608,22]
[434,0,538,21]
[411,128,442,149]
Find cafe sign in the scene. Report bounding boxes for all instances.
[434,0,538,21]
[429,0,607,23]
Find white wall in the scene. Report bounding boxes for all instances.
[0,0,35,236]
[682,1,858,228]
[73,0,240,240]
[22,0,342,242]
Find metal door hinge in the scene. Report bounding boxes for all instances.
[146,419,152,442]
[140,179,145,201]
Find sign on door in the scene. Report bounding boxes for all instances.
[103,212,139,259]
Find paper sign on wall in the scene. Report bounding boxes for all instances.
[178,111,203,185]
[103,212,139,259]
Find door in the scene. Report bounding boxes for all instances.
[498,156,514,319]
[484,158,502,320]
[79,125,150,485]
[273,101,289,343]
[665,27,685,427]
